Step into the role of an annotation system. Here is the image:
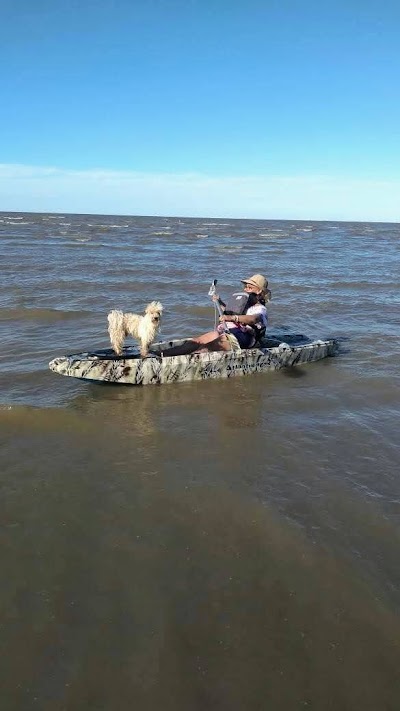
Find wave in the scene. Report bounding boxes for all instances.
[257,232,287,238]
[202,222,231,227]
[202,222,228,227]
[0,215,25,220]
[0,307,92,322]
[214,245,243,252]
[0,220,33,225]
[85,223,130,229]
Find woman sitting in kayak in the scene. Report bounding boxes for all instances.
[161,274,271,356]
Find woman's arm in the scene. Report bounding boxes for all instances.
[219,313,259,326]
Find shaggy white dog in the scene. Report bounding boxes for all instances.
[107,301,163,357]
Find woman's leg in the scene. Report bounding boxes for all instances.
[193,330,220,344]
[160,331,232,356]
[196,333,233,352]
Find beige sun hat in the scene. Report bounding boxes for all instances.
[241,273,268,291]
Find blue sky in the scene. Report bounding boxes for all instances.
[1,0,399,220]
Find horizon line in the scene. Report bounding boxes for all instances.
[1,208,399,226]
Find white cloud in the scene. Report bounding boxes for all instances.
[0,163,399,222]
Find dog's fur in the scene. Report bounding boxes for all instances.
[107,301,163,357]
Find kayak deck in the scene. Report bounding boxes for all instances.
[49,334,339,386]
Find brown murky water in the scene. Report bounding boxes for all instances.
[1,213,400,709]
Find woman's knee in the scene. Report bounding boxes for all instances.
[194,330,219,344]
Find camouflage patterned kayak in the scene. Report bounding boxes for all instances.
[49,334,339,386]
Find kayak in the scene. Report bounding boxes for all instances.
[49,333,339,386]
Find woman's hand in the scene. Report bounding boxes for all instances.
[212,294,220,302]
[219,314,231,323]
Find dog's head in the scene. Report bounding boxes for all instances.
[145,301,163,325]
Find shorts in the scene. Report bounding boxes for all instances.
[228,327,255,349]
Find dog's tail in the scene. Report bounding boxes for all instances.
[107,309,125,355]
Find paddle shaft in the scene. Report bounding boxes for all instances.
[208,279,229,332]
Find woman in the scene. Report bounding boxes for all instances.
[161,273,271,356]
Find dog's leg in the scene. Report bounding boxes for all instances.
[138,318,158,358]
[140,340,150,358]
[108,310,126,355]
[112,334,125,356]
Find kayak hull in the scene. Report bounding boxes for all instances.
[49,335,339,386]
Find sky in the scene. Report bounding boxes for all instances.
[1,0,399,221]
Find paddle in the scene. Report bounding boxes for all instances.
[208,279,229,332]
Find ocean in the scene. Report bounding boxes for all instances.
[1,212,400,710]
